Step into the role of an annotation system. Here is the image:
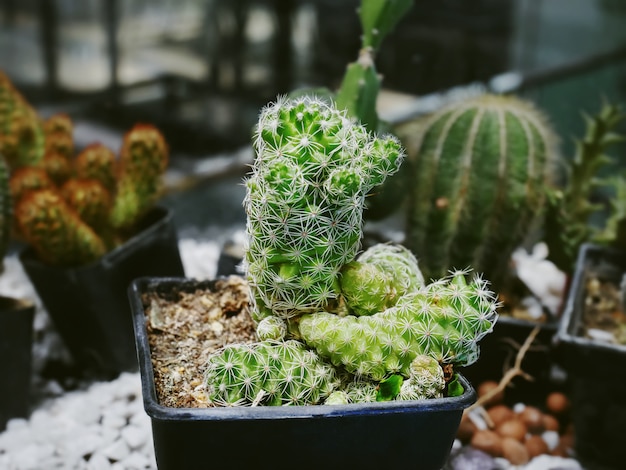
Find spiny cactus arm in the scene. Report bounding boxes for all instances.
[44,132,73,160]
[396,355,445,400]
[594,175,626,247]
[38,151,72,186]
[9,166,55,206]
[15,189,106,266]
[298,270,498,381]
[43,113,73,136]
[544,103,625,272]
[60,179,113,241]
[340,243,423,316]
[74,143,117,193]
[110,124,168,231]
[204,340,340,406]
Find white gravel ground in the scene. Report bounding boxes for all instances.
[0,238,581,470]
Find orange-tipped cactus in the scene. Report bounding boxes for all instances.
[74,143,117,192]
[15,188,106,266]
[61,179,113,239]
[110,124,168,231]
[43,113,73,137]
[9,166,55,205]
[0,72,45,168]
[39,151,72,186]
[44,132,74,160]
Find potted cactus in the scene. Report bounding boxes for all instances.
[0,71,184,376]
[129,96,500,469]
[0,151,36,432]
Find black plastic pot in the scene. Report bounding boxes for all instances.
[128,277,477,470]
[0,295,35,431]
[19,206,184,377]
[554,243,626,469]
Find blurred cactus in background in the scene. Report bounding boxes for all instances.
[544,102,626,272]
[0,153,12,270]
[0,71,45,168]
[0,71,169,267]
[405,94,558,286]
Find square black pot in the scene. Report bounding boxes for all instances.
[128,276,477,470]
[554,243,626,468]
[20,206,185,377]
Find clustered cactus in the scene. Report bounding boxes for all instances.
[405,94,558,286]
[12,122,168,266]
[204,96,499,407]
[0,71,169,267]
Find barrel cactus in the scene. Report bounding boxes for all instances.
[405,94,558,284]
[244,95,404,320]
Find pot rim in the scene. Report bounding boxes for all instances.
[129,276,477,422]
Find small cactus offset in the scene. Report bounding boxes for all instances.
[340,243,424,316]
[0,71,45,168]
[15,189,106,266]
[204,340,340,406]
[297,269,498,381]
[74,143,117,192]
[405,94,558,285]
[110,124,169,232]
[244,95,403,320]
[396,355,445,401]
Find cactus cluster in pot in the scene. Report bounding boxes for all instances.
[0,72,169,267]
[203,95,499,407]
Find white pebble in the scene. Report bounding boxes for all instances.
[525,454,582,469]
[512,402,526,413]
[541,430,560,451]
[121,425,148,450]
[119,451,153,469]
[86,452,112,470]
[102,438,131,462]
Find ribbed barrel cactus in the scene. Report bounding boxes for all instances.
[297,269,498,381]
[405,94,558,284]
[244,96,404,320]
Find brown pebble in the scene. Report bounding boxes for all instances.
[525,435,549,458]
[478,380,505,407]
[487,404,514,426]
[471,429,504,458]
[518,406,545,434]
[542,413,560,432]
[546,392,570,415]
[502,437,530,465]
[495,418,527,442]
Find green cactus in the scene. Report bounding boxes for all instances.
[244,96,404,321]
[340,243,424,316]
[336,0,413,132]
[60,179,113,239]
[396,355,445,400]
[204,340,340,406]
[405,94,558,285]
[544,103,625,272]
[15,188,106,266]
[110,124,168,231]
[297,270,498,381]
[74,143,117,193]
[0,72,45,168]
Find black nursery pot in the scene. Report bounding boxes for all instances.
[554,243,626,469]
[128,277,477,470]
[19,207,184,377]
[0,296,35,431]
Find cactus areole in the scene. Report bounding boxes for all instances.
[244,95,404,320]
